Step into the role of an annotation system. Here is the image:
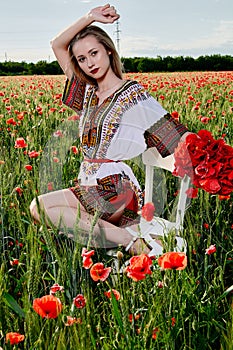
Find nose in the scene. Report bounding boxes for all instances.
[87,57,94,68]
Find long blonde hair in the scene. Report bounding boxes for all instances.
[69,25,123,85]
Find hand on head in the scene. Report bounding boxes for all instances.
[89,4,120,24]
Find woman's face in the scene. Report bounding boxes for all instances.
[72,35,111,80]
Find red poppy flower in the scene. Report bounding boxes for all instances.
[185,187,198,198]
[36,106,43,114]
[73,294,86,309]
[141,202,155,221]
[128,313,141,323]
[81,248,95,269]
[28,150,40,158]
[64,316,82,326]
[5,332,25,345]
[157,281,164,288]
[15,187,23,196]
[49,107,57,113]
[71,145,79,154]
[54,93,62,100]
[104,289,121,300]
[17,112,25,120]
[33,295,62,319]
[158,252,187,270]
[218,194,230,200]
[205,244,216,255]
[200,116,210,124]
[198,178,221,194]
[125,254,153,281]
[152,327,159,340]
[6,117,17,125]
[171,317,176,326]
[25,164,33,171]
[53,130,63,137]
[47,182,54,191]
[14,137,28,148]
[173,129,233,196]
[67,115,80,121]
[10,258,19,266]
[171,111,179,120]
[6,105,13,112]
[50,283,64,294]
[90,262,111,282]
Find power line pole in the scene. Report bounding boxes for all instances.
[115,20,121,54]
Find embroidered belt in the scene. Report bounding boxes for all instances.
[84,158,121,163]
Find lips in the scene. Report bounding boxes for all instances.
[90,68,99,75]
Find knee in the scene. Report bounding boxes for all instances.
[29,197,40,222]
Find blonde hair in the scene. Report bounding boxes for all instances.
[68,25,123,85]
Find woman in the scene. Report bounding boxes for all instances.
[30,4,191,255]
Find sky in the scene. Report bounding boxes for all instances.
[0,0,233,63]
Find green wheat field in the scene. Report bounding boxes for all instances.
[0,72,232,349]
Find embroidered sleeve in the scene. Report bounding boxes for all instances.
[144,113,189,157]
[62,74,86,112]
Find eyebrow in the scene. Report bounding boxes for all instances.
[76,48,98,58]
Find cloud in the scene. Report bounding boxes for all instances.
[120,36,158,57]
[160,20,233,51]
[120,20,233,57]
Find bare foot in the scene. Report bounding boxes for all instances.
[128,237,162,255]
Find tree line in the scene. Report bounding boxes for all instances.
[0,54,233,76]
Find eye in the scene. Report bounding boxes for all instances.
[91,50,98,56]
[77,57,86,63]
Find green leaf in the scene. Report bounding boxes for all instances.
[111,295,125,337]
[20,218,31,224]
[3,292,25,318]
[218,285,233,300]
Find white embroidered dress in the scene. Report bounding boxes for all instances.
[62,76,188,226]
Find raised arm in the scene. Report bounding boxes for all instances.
[50,4,119,80]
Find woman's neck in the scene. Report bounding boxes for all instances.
[96,69,123,93]
[97,79,123,94]
[95,79,124,106]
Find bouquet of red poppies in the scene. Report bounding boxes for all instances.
[173,130,233,195]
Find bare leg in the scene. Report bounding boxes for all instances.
[29,188,137,249]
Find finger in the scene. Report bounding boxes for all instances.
[102,3,110,9]
[103,10,119,20]
[106,15,119,24]
[102,4,111,12]
[102,5,116,15]
[111,14,120,21]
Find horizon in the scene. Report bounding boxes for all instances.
[1,52,233,65]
